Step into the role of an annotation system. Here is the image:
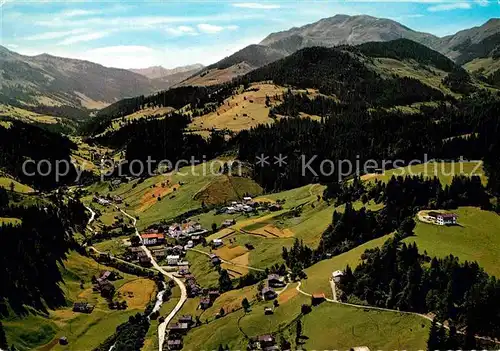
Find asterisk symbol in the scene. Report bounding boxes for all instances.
[274,154,288,167]
[256,153,270,167]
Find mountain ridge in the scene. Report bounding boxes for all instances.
[202,15,500,84]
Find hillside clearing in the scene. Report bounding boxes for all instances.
[361,161,486,186]
[302,234,394,298]
[406,207,500,277]
[188,83,285,132]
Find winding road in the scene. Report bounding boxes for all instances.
[84,203,187,351]
[119,208,187,351]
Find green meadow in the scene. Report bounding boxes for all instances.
[406,207,500,277]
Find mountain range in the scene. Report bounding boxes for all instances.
[0,47,203,112]
[187,15,500,84]
[1,15,499,115]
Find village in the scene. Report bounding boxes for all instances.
[84,194,297,349]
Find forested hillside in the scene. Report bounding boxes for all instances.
[0,121,77,189]
[242,46,447,107]
[357,38,457,72]
[0,188,88,315]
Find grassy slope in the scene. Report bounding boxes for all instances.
[193,175,263,206]
[361,161,486,186]
[0,176,34,193]
[3,251,156,351]
[188,83,285,133]
[406,207,500,277]
[301,302,429,350]
[464,57,500,76]
[302,234,394,298]
[373,58,455,96]
[100,162,225,230]
[185,250,220,289]
[183,286,429,350]
[0,104,61,125]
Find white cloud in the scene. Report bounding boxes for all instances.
[59,9,101,18]
[232,3,280,9]
[14,35,263,69]
[428,2,471,11]
[197,23,225,34]
[32,12,263,29]
[6,44,19,48]
[165,25,197,36]
[23,28,87,41]
[57,32,109,45]
[475,0,489,6]
[197,24,239,34]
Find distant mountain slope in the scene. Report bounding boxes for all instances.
[438,18,500,62]
[260,14,440,51]
[357,38,457,72]
[453,32,500,65]
[202,15,500,85]
[130,64,204,88]
[243,44,447,107]
[0,46,169,114]
[205,44,287,71]
[129,64,204,79]
[177,62,254,87]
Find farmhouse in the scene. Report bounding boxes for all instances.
[151,248,166,259]
[73,302,94,313]
[168,322,190,334]
[428,211,458,225]
[208,289,220,300]
[221,219,236,227]
[312,293,326,305]
[167,255,180,265]
[267,274,285,288]
[209,254,221,265]
[332,270,344,283]
[178,315,193,324]
[258,335,276,349]
[262,287,277,300]
[212,238,223,248]
[167,339,183,350]
[269,204,282,212]
[199,297,212,309]
[141,233,165,246]
[139,255,152,266]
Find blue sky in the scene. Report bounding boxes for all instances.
[0,0,499,69]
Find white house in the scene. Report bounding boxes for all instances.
[212,238,223,247]
[332,270,344,283]
[167,255,180,265]
[428,212,458,225]
[141,233,165,246]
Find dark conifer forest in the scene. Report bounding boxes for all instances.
[0,188,88,315]
[0,121,77,189]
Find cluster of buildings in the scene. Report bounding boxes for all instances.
[92,270,116,298]
[222,199,255,214]
[261,274,286,301]
[167,315,195,350]
[248,335,279,351]
[93,195,123,207]
[167,220,208,240]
